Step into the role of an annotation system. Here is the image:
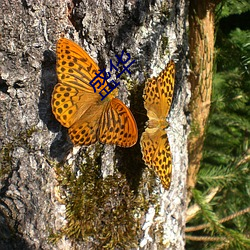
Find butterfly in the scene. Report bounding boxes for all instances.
[140,60,175,189]
[51,38,138,147]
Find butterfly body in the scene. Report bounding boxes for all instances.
[140,61,175,190]
[52,38,138,147]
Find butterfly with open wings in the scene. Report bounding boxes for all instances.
[140,60,175,190]
[51,38,138,147]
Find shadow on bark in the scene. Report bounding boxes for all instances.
[0,210,32,250]
[116,82,147,191]
[39,49,73,161]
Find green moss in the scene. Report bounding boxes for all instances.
[0,126,38,178]
[189,120,202,138]
[51,150,156,248]
[161,35,170,56]
[0,144,13,178]
[119,75,138,91]
[25,126,38,138]
[160,1,170,17]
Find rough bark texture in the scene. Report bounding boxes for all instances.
[187,0,219,203]
[0,0,189,249]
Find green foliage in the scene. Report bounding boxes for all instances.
[187,2,250,249]
[192,189,224,233]
[218,0,250,17]
[197,165,239,188]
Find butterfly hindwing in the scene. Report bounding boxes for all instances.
[141,128,172,190]
[99,98,138,147]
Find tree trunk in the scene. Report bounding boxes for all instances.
[0,0,189,249]
[187,0,220,203]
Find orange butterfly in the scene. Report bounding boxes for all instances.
[140,61,175,189]
[51,38,138,147]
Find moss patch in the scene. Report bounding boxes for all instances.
[0,126,38,179]
[51,153,154,249]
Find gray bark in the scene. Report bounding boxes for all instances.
[0,0,189,249]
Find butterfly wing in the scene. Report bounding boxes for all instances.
[143,60,175,120]
[141,128,172,189]
[52,83,100,128]
[67,100,106,145]
[56,38,101,92]
[52,38,104,128]
[98,98,138,147]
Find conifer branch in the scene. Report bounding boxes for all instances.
[186,206,250,232]
[185,235,227,242]
[236,149,250,168]
[186,187,219,222]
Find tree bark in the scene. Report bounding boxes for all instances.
[0,0,189,249]
[187,0,220,203]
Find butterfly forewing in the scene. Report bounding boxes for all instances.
[143,60,175,119]
[157,60,175,117]
[56,38,102,93]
